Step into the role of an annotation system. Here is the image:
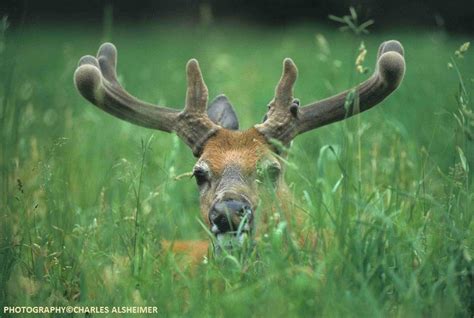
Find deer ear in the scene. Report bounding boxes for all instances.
[207,94,239,130]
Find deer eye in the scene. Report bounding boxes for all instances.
[270,163,281,177]
[257,161,281,184]
[193,167,209,186]
[265,164,281,182]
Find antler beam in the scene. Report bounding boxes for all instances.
[74,43,219,156]
[255,40,406,145]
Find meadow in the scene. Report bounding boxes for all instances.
[1,17,473,317]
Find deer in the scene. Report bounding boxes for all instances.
[74,40,405,262]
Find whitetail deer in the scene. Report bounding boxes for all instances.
[74,40,405,260]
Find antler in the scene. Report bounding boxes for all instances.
[74,43,219,156]
[255,40,406,145]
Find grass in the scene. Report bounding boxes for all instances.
[1,19,473,317]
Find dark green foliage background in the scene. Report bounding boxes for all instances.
[1,21,473,317]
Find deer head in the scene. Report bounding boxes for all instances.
[74,41,405,250]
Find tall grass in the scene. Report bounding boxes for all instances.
[0,17,473,317]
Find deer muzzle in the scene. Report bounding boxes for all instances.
[209,199,254,249]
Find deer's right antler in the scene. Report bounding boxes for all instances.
[74,43,219,156]
[256,40,406,145]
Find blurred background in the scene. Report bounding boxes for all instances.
[1,0,473,316]
[1,0,473,33]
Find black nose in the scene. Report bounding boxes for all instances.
[209,200,252,233]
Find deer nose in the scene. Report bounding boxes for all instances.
[209,200,252,234]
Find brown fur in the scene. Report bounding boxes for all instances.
[196,128,274,225]
[75,41,405,268]
[162,240,210,264]
[199,128,270,175]
[165,128,308,264]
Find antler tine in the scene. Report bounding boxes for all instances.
[275,58,298,107]
[175,59,219,155]
[74,42,179,132]
[297,40,405,134]
[97,43,118,82]
[184,59,208,113]
[74,43,219,156]
[255,40,405,145]
[254,58,299,145]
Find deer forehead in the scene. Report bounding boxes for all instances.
[199,128,272,175]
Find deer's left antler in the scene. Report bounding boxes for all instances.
[255,40,406,145]
[74,43,219,156]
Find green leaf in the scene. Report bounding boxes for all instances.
[456,146,469,172]
[350,7,357,20]
[328,15,346,23]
